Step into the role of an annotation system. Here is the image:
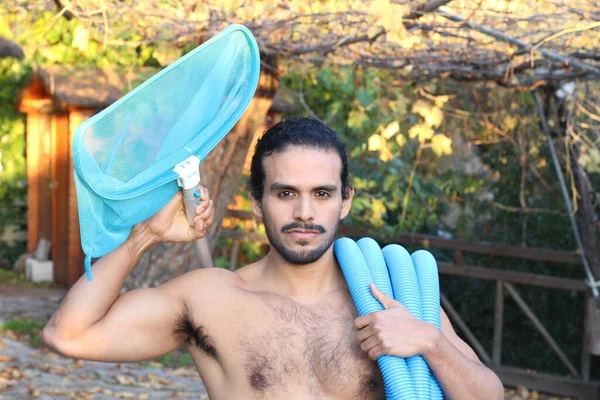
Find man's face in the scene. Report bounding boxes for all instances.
[251,146,353,265]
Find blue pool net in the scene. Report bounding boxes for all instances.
[72,24,260,279]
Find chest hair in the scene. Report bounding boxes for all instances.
[240,295,384,399]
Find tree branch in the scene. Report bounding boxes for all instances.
[436,8,600,76]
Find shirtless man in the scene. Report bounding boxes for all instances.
[43,117,504,399]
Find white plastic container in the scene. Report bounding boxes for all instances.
[25,258,53,282]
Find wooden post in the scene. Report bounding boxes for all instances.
[51,113,70,284]
[493,280,504,365]
[67,109,94,285]
[453,249,465,267]
[24,109,53,253]
[25,112,41,253]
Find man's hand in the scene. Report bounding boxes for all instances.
[133,185,215,246]
[355,283,439,360]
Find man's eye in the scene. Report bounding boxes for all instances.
[279,191,293,198]
[316,191,331,198]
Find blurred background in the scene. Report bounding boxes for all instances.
[0,1,599,399]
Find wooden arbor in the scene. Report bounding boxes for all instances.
[18,66,154,285]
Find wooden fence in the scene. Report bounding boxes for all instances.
[221,209,599,400]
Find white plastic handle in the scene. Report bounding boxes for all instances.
[173,156,214,268]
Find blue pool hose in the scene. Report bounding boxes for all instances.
[334,237,444,400]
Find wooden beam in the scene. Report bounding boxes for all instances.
[493,280,504,365]
[341,227,583,265]
[440,293,492,364]
[504,283,580,377]
[437,262,587,292]
[491,365,600,400]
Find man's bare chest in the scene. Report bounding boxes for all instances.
[222,293,385,399]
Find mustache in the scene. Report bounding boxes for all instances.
[281,222,326,234]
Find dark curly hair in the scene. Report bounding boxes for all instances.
[248,117,351,201]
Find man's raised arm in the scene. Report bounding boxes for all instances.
[42,187,214,362]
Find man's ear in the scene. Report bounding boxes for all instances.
[249,190,263,219]
[340,185,354,220]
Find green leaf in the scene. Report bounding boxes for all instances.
[357,89,374,108]
[383,174,398,192]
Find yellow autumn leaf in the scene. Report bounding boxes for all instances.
[425,106,444,128]
[368,134,385,151]
[379,147,393,162]
[370,198,387,227]
[396,134,407,147]
[408,123,435,142]
[434,95,451,108]
[431,134,453,156]
[369,0,390,21]
[411,99,431,118]
[370,0,407,31]
[382,121,400,139]
[235,8,247,19]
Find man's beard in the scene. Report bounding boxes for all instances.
[263,215,338,265]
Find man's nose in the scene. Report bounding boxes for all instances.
[293,195,315,221]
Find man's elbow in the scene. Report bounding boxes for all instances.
[41,324,64,354]
[41,324,80,358]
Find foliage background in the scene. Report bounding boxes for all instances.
[0,59,30,268]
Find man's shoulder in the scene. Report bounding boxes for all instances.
[231,260,263,282]
[160,267,246,300]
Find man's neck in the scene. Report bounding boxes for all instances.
[261,248,345,302]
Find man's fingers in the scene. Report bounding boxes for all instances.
[194,199,212,219]
[356,323,375,342]
[354,313,373,329]
[193,219,207,238]
[367,345,385,360]
[370,283,397,309]
[360,334,380,354]
[194,200,214,224]
[204,205,215,227]
[200,186,210,202]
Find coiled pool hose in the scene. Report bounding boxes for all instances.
[334,237,444,399]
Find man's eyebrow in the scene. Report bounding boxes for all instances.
[270,183,298,192]
[314,185,338,192]
[269,183,338,192]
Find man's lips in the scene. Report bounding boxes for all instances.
[287,229,320,238]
